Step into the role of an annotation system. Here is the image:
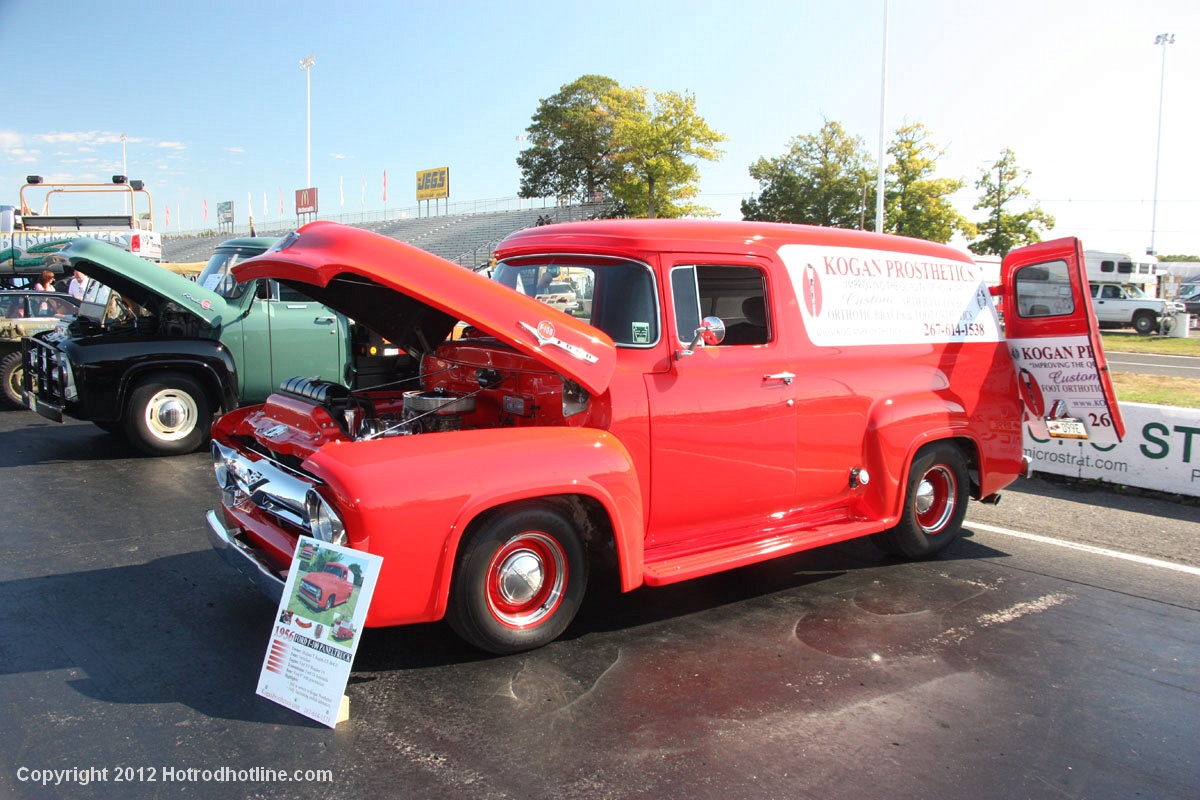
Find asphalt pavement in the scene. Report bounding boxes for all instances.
[1,411,1197,800]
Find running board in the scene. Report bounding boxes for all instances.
[641,518,888,586]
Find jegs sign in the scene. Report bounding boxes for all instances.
[416,167,449,201]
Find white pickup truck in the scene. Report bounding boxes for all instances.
[1,175,163,286]
[1089,281,1184,335]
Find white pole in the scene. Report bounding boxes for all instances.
[300,55,315,188]
[121,133,128,214]
[1150,33,1174,256]
[875,0,889,233]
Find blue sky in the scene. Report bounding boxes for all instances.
[2,0,1198,257]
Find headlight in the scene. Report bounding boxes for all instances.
[305,489,346,546]
[211,441,233,491]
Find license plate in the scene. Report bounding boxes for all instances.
[1046,418,1088,439]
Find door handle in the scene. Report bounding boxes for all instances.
[763,372,795,385]
[314,317,335,325]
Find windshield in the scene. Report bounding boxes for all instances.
[199,249,261,299]
[76,276,140,326]
[491,256,658,346]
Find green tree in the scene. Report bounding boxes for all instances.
[517,74,623,203]
[884,123,974,243]
[969,148,1055,257]
[608,87,727,218]
[741,120,875,228]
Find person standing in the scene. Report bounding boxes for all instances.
[34,270,55,292]
[68,269,88,300]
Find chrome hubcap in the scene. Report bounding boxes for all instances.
[497,550,545,605]
[146,389,198,441]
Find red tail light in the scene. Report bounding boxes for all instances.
[130,233,141,253]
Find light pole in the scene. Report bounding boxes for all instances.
[300,55,315,188]
[1149,33,1174,255]
[121,133,128,213]
[875,0,889,233]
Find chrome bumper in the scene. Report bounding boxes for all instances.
[206,509,286,604]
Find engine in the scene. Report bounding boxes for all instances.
[271,342,594,443]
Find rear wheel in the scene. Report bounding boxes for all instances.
[123,372,211,456]
[872,443,969,559]
[447,504,587,654]
[1,351,23,408]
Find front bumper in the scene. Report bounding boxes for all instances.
[206,509,286,604]
[24,390,64,422]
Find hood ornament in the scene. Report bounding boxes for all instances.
[518,320,598,364]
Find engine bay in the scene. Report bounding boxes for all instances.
[271,337,595,444]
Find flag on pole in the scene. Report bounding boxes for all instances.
[203,199,208,223]
[165,204,170,228]
[278,187,284,216]
[383,169,387,203]
[263,192,268,221]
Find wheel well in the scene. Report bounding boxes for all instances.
[915,436,980,499]
[121,365,224,414]
[460,495,619,589]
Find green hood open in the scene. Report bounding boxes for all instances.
[48,238,229,327]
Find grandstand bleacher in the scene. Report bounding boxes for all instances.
[162,202,611,268]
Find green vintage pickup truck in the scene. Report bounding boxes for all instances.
[23,236,409,455]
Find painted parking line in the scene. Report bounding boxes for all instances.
[966,520,1200,577]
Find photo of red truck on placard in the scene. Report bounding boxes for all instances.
[297,561,355,612]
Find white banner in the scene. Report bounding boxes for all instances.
[1008,335,1121,447]
[779,244,1001,347]
[1025,401,1200,497]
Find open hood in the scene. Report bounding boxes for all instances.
[231,221,616,395]
[48,237,229,327]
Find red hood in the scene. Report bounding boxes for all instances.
[231,221,615,395]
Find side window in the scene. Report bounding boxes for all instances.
[671,265,769,345]
[590,262,657,346]
[1014,260,1075,318]
[276,282,312,302]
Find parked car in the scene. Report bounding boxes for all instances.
[207,220,1119,654]
[537,281,579,313]
[1175,285,1200,317]
[0,289,79,406]
[22,237,409,455]
[1089,281,1183,334]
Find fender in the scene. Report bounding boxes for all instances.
[304,426,645,627]
[67,337,238,421]
[862,390,972,522]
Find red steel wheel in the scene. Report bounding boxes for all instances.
[485,532,568,629]
[448,504,587,654]
[872,442,969,560]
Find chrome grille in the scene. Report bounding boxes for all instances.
[212,440,317,531]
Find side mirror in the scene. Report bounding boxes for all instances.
[675,316,725,359]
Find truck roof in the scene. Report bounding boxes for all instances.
[496,218,975,264]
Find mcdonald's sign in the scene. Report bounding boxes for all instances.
[295,187,319,215]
